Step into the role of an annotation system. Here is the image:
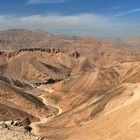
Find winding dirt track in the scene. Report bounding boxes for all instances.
[30,86,63,136]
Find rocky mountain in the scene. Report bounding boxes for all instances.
[0,29,139,140]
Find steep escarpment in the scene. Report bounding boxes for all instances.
[0,50,72,84]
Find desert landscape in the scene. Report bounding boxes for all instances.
[0,29,139,140]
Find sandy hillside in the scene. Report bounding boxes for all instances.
[0,29,140,140]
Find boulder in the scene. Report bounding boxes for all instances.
[5,121,13,126]
[24,125,32,133]
[19,118,31,126]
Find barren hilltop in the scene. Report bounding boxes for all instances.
[0,29,140,140]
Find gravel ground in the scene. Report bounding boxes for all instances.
[0,122,47,140]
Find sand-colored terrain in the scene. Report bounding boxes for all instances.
[0,29,139,140]
[30,86,63,136]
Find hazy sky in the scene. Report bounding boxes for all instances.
[0,0,140,37]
